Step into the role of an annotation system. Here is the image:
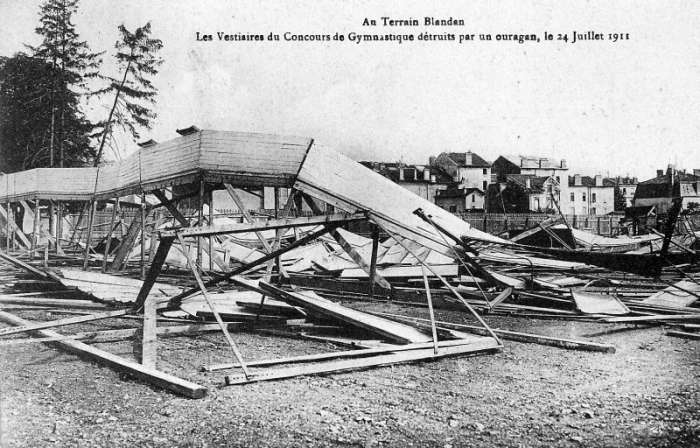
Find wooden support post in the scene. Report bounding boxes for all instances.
[5,203,11,250]
[103,199,119,272]
[140,192,147,279]
[82,201,97,270]
[421,264,440,355]
[0,309,207,398]
[133,236,175,311]
[369,224,380,299]
[208,190,214,271]
[176,233,251,379]
[30,199,40,260]
[197,181,204,275]
[56,202,63,253]
[109,203,154,271]
[141,295,157,368]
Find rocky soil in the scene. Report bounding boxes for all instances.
[1,302,699,448]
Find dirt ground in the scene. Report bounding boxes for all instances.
[1,301,699,448]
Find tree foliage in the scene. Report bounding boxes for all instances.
[94,22,163,164]
[0,54,95,173]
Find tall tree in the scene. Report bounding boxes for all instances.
[26,0,101,168]
[0,53,95,173]
[94,22,163,165]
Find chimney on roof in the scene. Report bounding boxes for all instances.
[137,139,158,148]
[694,169,700,177]
[633,177,637,183]
[423,167,430,181]
[176,125,201,136]
[561,159,567,169]
[574,174,582,186]
[657,169,664,177]
[465,151,473,166]
[595,175,603,187]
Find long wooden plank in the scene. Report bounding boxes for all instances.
[0,309,207,398]
[0,204,31,248]
[160,213,367,238]
[258,282,432,344]
[0,296,109,310]
[224,338,499,385]
[371,312,617,353]
[0,309,129,337]
[666,330,700,340]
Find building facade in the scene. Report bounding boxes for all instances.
[634,167,700,214]
[567,174,615,215]
[430,151,492,192]
[359,162,452,202]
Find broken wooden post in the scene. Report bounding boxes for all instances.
[109,203,154,271]
[369,223,380,299]
[421,265,440,355]
[82,201,97,270]
[103,199,119,272]
[133,236,175,311]
[197,181,205,275]
[30,199,40,260]
[5,203,11,250]
[208,189,214,271]
[140,192,147,279]
[56,202,63,253]
[141,294,158,369]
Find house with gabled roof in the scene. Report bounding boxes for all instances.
[429,151,492,192]
[487,174,560,213]
[633,166,700,214]
[491,154,569,211]
[359,161,453,202]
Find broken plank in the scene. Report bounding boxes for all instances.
[259,282,432,344]
[665,330,700,340]
[224,338,499,385]
[0,309,129,337]
[0,309,207,398]
[0,296,110,310]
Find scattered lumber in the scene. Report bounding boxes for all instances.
[0,310,207,398]
[665,330,700,340]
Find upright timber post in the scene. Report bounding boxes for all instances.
[83,201,97,270]
[369,223,380,299]
[5,203,11,251]
[140,192,147,279]
[274,187,280,283]
[208,190,214,271]
[103,199,119,272]
[30,199,40,260]
[197,181,204,275]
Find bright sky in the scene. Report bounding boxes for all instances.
[1,0,698,180]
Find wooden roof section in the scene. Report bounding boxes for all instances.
[0,130,313,202]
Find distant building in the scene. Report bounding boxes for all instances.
[612,176,638,209]
[568,174,615,215]
[491,155,569,210]
[435,187,485,213]
[634,166,700,213]
[430,151,492,192]
[359,161,452,202]
[487,174,560,213]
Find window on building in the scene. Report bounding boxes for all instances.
[622,188,627,195]
[591,207,596,215]
[556,176,560,183]
[534,198,540,210]
[472,194,475,203]
[592,193,597,203]
[483,181,488,190]
[582,193,586,202]
[449,205,457,213]
[483,169,488,175]
[570,193,575,202]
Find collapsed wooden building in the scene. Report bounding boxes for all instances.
[1,128,699,398]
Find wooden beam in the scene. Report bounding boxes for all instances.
[109,203,155,271]
[0,309,129,337]
[0,309,207,398]
[176,232,251,379]
[30,199,40,260]
[372,312,617,353]
[165,224,342,309]
[133,236,175,311]
[82,200,98,269]
[159,213,367,238]
[666,330,700,340]
[102,199,119,272]
[0,249,59,281]
[224,338,499,385]
[0,203,30,248]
